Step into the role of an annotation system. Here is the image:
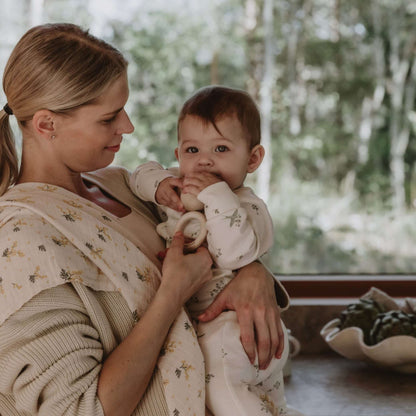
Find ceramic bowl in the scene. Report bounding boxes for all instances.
[320,318,416,374]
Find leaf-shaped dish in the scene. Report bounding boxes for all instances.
[320,318,416,374]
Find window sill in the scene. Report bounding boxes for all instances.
[278,274,416,299]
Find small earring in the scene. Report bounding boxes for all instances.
[51,135,56,140]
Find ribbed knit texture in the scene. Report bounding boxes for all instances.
[0,283,169,416]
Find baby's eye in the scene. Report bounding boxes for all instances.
[215,145,228,152]
[185,147,199,153]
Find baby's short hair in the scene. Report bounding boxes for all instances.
[178,85,261,148]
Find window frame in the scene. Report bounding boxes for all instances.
[278,275,416,302]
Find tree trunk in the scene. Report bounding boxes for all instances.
[243,0,260,99]
[357,0,386,165]
[286,1,300,136]
[257,0,275,203]
[387,5,415,211]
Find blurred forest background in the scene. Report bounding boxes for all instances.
[1,0,416,274]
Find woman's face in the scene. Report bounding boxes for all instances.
[52,74,134,173]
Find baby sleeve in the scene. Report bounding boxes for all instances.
[197,182,274,270]
[129,161,176,203]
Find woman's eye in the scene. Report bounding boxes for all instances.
[102,115,117,124]
[215,145,228,152]
[186,147,199,153]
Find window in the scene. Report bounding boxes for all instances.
[1,0,415,292]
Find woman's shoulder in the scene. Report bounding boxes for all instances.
[85,165,131,190]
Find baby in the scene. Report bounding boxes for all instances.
[130,86,303,416]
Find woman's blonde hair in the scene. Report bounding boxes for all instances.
[0,23,128,195]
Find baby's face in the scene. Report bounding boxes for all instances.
[175,114,253,190]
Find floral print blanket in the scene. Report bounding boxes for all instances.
[0,182,205,416]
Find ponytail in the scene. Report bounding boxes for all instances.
[0,110,18,196]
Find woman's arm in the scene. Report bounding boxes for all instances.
[0,284,106,416]
[198,261,286,370]
[98,232,212,416]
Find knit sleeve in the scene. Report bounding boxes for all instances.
[0,284,105,416]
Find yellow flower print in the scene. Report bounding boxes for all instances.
[260,394,278,415]
[96,225,112,242]
[51,236,70,247]
[85,242,104,260]
[6,196,34,204]
[175,361,195,380]
[136,266,151,282]
[0,277,4,294]
[58,207,82,222]
[59,268,83,282]
[29,266,47,283]
[161,341,177,356]
[12,283,23,290]
[2,241,24,262]
[12,219,26,232]
[38,184,58,192]
[63,199,83,209]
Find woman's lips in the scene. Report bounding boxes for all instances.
[105,144,120,152]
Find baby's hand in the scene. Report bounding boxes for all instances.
[182,172,222,195]
[155,177,185,212]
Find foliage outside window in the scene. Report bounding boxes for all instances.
[1,0,416,275]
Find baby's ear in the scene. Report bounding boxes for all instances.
[247,144,265,173]
[174,147,179,161]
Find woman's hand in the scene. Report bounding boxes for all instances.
[161,231,213,304]
[198,261,283,370]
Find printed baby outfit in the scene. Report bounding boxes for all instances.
[130,161,299,416]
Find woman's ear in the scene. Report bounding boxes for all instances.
[31,110,56,140]
[247,144,265,173]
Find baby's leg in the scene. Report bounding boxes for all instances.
[250,369,302,416]
[246,339,305,416]
[197,311,290,416]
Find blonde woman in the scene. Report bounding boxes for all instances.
[0,24,288,416]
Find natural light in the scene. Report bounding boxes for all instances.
[1,0,416,277]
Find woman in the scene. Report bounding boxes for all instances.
[0,23,288,416]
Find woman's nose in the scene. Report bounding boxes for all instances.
[118,110,135,134]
